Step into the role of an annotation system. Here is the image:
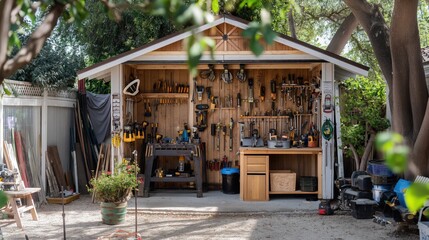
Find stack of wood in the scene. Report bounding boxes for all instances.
[73,91,102,193]
[90,143,112,202]
[3,130,45,204]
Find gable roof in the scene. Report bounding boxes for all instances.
[78,14,369,80]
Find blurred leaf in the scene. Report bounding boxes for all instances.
[405,183,429,213]
[212,0,220,14]
[385,145,409,173]
[375,131,403,153]
[0,191,7,208]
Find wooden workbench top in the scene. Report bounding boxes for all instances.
[240,147,322,154]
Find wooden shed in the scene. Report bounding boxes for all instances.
[77,14,368,201]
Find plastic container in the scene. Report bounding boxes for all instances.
[419,207,429,240]
[300,176,317,192]
[372,184,392,203]
[367,160,394,177]
[394,179,411,208]
[221,168,240,194]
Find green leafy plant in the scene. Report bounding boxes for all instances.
[340,74,390,171]
[88,162,140,203]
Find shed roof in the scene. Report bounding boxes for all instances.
[77,14,369,80]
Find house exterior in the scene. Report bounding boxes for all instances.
[77,14,369,200]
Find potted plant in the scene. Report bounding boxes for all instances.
[88,161,140,225]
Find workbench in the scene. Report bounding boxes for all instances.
[4,187,40,228]
[239,147,322,201]
[143,143,203,197]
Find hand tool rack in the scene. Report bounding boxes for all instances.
[143,143,203,197]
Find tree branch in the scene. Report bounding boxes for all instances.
[326,12,358,54]
[1,3,66,83]
[359,133,375,171]
[0,0,14,78]
[349,144,360,170]
[288,9,297,39]
[343,0,392,90]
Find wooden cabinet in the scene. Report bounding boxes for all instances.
[240,148,323,201]
[241,155,269,201]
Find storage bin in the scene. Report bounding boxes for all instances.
[270,170,296,192]
[394,179,411,208]
[221,168,240,194]
[300,176,318,192]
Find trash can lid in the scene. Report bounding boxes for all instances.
[221,168,240,175]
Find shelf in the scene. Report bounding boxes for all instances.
[150,176,196,182]
[269,190,318,194]
[214,108,235,110]
[240,116,289,119]
[140,93,189,99]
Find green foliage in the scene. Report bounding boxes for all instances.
[85,79,110,94]
[88,162,140,203]
[375,131,426,213]
[340,74,390,158]
[0,191,8,209]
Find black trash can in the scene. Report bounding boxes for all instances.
[221,168,240,194]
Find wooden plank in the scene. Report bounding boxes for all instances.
[46,193,80,204]
[46,146,68,189]
[45,153,60,197]
[3,141,13,169]
[14,131,29,188]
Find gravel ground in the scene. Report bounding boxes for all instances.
[0,195,420,240]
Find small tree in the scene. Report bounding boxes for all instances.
[341,73,390,171]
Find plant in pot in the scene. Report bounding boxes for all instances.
[88,161,140,225]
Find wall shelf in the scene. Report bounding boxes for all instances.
[140,93,189,99]
[240,116,290,119]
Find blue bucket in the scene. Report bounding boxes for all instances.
[393,179,411,208]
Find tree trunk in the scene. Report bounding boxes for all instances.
[349,144,361,170]
[390,0,428,177]
[0,3,65,84]
[326,13,358,54]
[343,0,393,90]
[288,9,297,39]
[359,133,375,171]
[0,0,14,81]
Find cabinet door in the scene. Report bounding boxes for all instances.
[245,174,267,201]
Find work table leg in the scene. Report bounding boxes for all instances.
[10,198,23,229]
[195,157,203,198]
[144,156,155,197]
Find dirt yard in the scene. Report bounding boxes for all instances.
[0,195,419,239]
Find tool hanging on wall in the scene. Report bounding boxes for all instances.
[195,104,209,131]
[260,85,266,102]
[222,125,227,151]
[221,64,233,84]
[236,64,247,82]
[199,64,216,82]
[237,93,242,109]
[270,79,277,101]
[248,78,254,115]
[123,124,135,143]
[125,98,134,124]
[134,121,148,140]
[196,86,204,101]
[216,123,222,151]
[211,123,216,152]
[206,87,212,101]
[123,74,140,96]
[229,118,234,151]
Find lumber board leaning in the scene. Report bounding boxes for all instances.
[45,153,60,197]
[46,146,68,190]
[14,131,29,188]
[92,144,104,203]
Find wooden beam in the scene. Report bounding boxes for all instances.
[133,63,316,70]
